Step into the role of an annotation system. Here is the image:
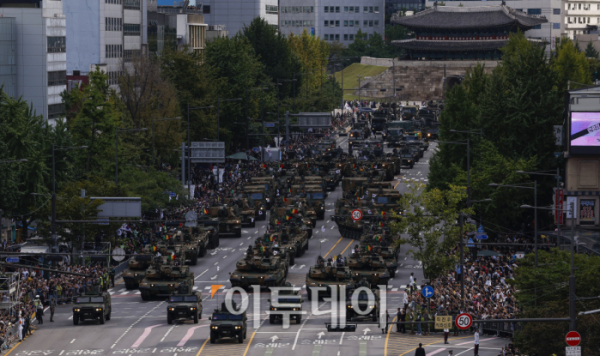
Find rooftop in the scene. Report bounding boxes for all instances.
[391,3,547,30]
[393,39,508,51]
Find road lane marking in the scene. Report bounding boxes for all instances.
[340,239,354,255]
[312,345,322,356]
[195,338,209,356]
[394,181,400,189]
[111,302,164,348]
[177,325,207,346]
[70,339,76,343]
[194,269,209,280]
[359,341,367,356]
[323,237,343,258]
[132,323,164,348]
[242,330,257,356]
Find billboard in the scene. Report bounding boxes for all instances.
[570,112,600,154]
[91,197,142,218]
[190,141,225,163]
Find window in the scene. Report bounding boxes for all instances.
[349,6,354,12]
[344,34,348,41]
[124,23,140,36]
[374,6,379,13]
[344,6,348,13]
[364,6,368,13]
[598,4,600,10]
[123,0,140,10]
[344,20,348,26]
[374,20,379,27]
[47,36,66,53]
[553,8,560,15]
[107,71,121,86]
[336,6,340,13]
[105,0,122,4]
[266,5,278,14]
[105,17,123,31]
[335,34,340,41]
[48,71,66,86]
[527,8,541,15]
[553,22,561,29]
[355,6,359,13]
[369,20,373,27]
[324,20,329,26]
[105,44,123,58]
[335,20,340,27]
[48,104,65,120]
[364,20,368,26]
[349,20,354,26]
[349,34,354,40]
[324,6,328,13]
[203,5,210,14]
[124,50,140,61]
[369,6,374,13]
[324,34,329,40]
[532,24,541,29]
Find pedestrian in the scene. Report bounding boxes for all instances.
[17,316,23,341]
[474,329,480,356]
[444,327,449,344]
[416,310,422,335]
[34,295,43,324]
[414,343,426,356]
[50,298,56,322]
[400,308,407,333]
[396,308,402,333]
[447,351,453,356]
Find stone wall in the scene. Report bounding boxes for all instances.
[357,56,499,101]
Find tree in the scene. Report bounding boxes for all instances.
[390,184,473,281]
[552,37,591,90]
[62,68,121,175]
[585,41,599,59]
[511,249,600,355]
[288,29,330,98]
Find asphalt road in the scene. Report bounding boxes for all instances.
[9,138,511,356]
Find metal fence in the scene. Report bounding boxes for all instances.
[480,321,520,337]
[113,259,130,278]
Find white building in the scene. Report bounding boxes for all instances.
[563,0,600,38]
[279,0,385,44]
[0,0,67,124]
[62,0,147,85]
[200,0,278,37]
[430,0,563,52]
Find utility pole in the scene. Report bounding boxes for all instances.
[569,202,576,331]
[357,75,363,103]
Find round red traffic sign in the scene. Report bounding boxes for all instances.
[566,331,581,346]
[351,209,363,221]
[455,313,473,330]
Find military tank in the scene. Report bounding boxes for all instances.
[305,256,354,301]
[229,247,288,289]
[259,221,309,265]
[200,206,242,237]
[359,233,400,278]
[138,253,195,300]
[122,253,152,290]
[346,248,390,287]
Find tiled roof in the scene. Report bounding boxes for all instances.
[391,5,547,30]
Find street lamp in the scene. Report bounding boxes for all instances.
[116,128,147,185]
[51,145,87,251]
[444,130,484,207]
[490,181,539,267]
[521,203,576,331]
[152,116,181,166]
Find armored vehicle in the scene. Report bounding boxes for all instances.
[346,285,380,321]
[203,206,242,237]
[227,198,256,227]
[371,113,388,134]
[138,255,195,300]
[166,282,202,324]
[229,247,288,289]
[347,249,390,287]
[241,185,268,220]
[383,127,404,147]
[73,285,111,325]
[359,233,400,278]
[305,256,354,301]
[261,221,309,265]
[210,302,247,344]
[324,168,342,190]
[123,254,152,290]
[268,282,304,324]
[401,106,419,120]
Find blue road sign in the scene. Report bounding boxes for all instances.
[422,285,434,298]
[252,147,260,152]
[476,225,488,240]
[264,122,275,128]
[6,257,19,263]
[467,238,475,248]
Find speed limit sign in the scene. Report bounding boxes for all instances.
[455,313,473,330]
[351,209,363,221]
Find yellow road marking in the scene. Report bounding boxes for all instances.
[196,338,209,356]
[242,332,256,356]
[323,237,343,258]
[340,239,355,256]
[394,181,401,189]
[384,316,397,356]
[4,328,37,356]
[398,335,471,356]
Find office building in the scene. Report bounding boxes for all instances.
[0,0,67,124]
[148,2,207,55]
[62,0,147,85]
[279,0,385,43]
[200,0,278,38]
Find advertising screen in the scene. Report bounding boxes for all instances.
[570,112,600,154]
